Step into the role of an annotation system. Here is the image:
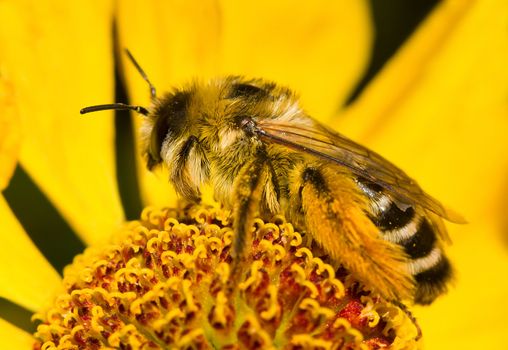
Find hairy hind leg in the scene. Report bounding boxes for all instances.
[229,152,280,280]
[288,163,415,302]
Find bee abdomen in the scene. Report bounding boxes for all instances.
[357,180,452,303]
[413,254,452,304]
[377,200,452,303]
[385,217,436,259]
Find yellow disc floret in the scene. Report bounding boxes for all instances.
[33,204,420,349]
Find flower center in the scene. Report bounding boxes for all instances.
[33,204,419,349]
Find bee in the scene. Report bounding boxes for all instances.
[81,50,465,305]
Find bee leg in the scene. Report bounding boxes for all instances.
[230,154,271,276]
[290,164,414,301]
[391,300,422,340]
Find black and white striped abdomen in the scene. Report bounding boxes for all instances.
[357,180,452,304]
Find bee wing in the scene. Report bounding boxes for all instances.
[257,120,465,224]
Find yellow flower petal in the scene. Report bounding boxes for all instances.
[219,0,373,118]
[340,0,508,218]
[337,0,508,348]
[0,74,21,190]
[0,317,33,350]
[117,1,373,206]
[0,195,61,311]
[0,1,124,244]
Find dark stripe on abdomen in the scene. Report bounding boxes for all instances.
[375,203,415,231]
[415,255,451,283]
[401,219,436,259]
[414,256,452,304]
[356,179,415,231]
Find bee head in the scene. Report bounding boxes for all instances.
[145,91,192,170]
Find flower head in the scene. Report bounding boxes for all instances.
[34,204,419,349]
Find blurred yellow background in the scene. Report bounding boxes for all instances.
[1,1,507,349]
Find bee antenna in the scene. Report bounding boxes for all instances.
[80,103,149,116]
[124,48,157,100]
